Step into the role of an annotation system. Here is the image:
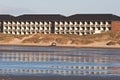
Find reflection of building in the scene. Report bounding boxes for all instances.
[0,52,109,76]
[0,14,120,35]
[0,66,108,76]
[109,66,120,75]
[0,52,110,63]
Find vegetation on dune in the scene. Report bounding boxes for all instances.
[106,40,120,45]
[0,33,14,42]
[22,34,55,43]
[106,41,117,45]
[55,38,69,44]
[22,36,40,43]
[0,31,120,46]
[21,31,120,45]
[13,34,29,39]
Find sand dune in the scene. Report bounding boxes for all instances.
[0,31,120,48]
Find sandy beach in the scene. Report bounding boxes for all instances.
[0,40,120,49]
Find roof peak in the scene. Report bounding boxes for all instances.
[0,14,119,21]
[0,13,116,16]
[16,14,65,17]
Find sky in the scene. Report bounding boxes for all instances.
[0,0,120,16]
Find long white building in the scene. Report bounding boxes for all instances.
[0,14,120,35]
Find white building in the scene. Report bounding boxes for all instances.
[0,14,120,35]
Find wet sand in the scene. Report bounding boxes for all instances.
[0,76,120,80]
[0,43,120,49]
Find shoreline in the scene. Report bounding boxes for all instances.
[0,43,120,49]
[0,76,120,80]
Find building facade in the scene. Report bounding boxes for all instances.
[0,14,120,35]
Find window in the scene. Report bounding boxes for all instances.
[82,27,85,30]
[56,32,59,34]
[46,32,49,34]
[57,27,60,30]
[103,27,106,30]
[33,27,35,29]
[77,27,80,30]
[66,27,69,30]
[62,32,64,34]
[97,27,100,30]
[86,32,90,35]
[86,27,90,30]
[72,27,74,30]
[71,32,74,34]
[81,32,84,35]
[108,27,111,30]
[76,32,79,35]
[66,32,69,34]
[42,27,44,30]
[62,27,64,30]
[92,27,95,30]
[46,27,49,30]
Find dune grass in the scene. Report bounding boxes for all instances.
[0,31,120,45]
[0,33,14,42]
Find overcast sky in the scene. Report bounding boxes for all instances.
[0,0,120,16]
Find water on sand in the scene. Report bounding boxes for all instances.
[0,45,120,76]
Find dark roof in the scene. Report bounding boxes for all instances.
[16,14,66,21]
[0,14,120,22]
[0,15,15,21]
[68,14,120,21]
[111,14,120,21]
